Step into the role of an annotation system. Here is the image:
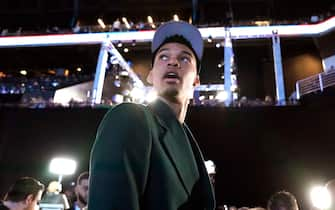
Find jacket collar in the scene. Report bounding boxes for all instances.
[148,98,199,194]
[148,98,215,209]
[147,98,180,130]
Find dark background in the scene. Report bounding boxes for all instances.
[1,102,335,209]
[0,0,334,28]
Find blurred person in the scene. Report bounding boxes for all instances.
[250,208,266,210]
[71,172,89,210]
[264,95,274,105]
[0,177,44,210]
[267,191,299,210]
[112,18,121,31]
[89,20,215,210]
[325,179,335,210]
[238,207,250,210]
[62,183,76,209]
[40,181,69,210]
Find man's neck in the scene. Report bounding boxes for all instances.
[75,201,86,209]
[159,97,189,123]
[3,201,22,210]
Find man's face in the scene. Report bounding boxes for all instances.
[147,42,199,103]
[24,190,42,210]
[75,179,89,205]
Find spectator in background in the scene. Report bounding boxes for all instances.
[250,207,266,210]
[326,179,335,210]
[267,191,299,210]
[112,18,121,31]
[264,95,274,105]
[62,183,76,209]
[70,172,89,210]
[0,177,44,210]
[40,181,69,210]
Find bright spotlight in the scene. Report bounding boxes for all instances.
[20,70,27,75]
[230,84,238,91]
[145,89,157,103]
[49,157,76,176]
[147,16,154,24]
[205,160,216,175]
[97,18,106,29]
[310,186,331,209]
[199,95,205,101]
[130,87,146,103]
[121,17,131,29]
[113,94,124,103]
[119,71,129,77]
[117,41,123,48]
[207,36,213,43]
[233,92,238,100]
[216,91,228,101]
[173,14,179,21]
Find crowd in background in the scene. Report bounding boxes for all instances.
[0,172,89,210]
[0,69,299,108]
[0,72,94,108]
[0,11,334,37]
[2,171,335,210]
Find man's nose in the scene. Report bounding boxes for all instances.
[167,57,180,68]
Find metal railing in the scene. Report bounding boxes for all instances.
[296,69,335,99]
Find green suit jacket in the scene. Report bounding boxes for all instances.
[88,99,215,210]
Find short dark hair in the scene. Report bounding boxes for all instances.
[4,177,45,202]
[77,172,89,185]
[267,191,299,210]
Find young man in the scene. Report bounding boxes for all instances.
[88,21,215,210]
[0,177,44,210]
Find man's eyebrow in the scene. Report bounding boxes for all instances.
[157,48,194,57]
[157,48,169,54]
[181,50,193,57]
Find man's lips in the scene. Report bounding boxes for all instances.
[163,72,180,80]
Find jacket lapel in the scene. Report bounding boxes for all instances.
[148,99,199,196]
[184,125,216,210]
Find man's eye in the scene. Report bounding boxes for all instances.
[159,55,168,61]
[181,56,191,63]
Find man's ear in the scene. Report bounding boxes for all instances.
[147,71,153,84]
[25,194,34,205]
[193,75,200,87]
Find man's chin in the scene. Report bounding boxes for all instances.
[160,88,180,103]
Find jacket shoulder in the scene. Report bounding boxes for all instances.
[102,102,148,121]
[96,102,152,135]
